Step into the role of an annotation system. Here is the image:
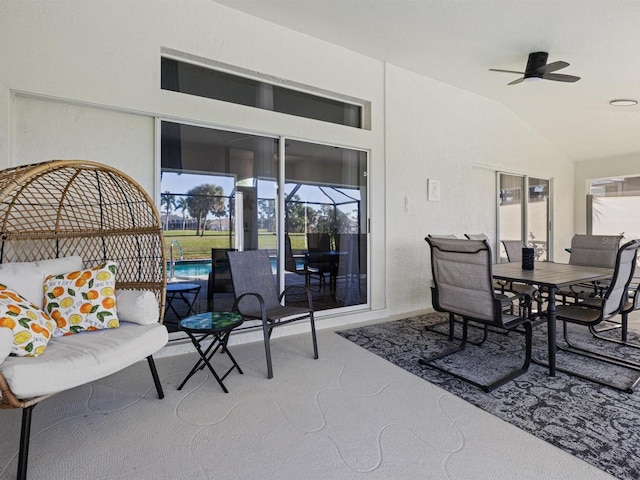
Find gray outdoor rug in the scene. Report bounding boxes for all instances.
[337,312,640,480]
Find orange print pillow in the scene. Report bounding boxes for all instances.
[44,262,119,337]
[0,284,55,357]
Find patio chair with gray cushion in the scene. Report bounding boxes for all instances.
[558,234,622,303]
[501,239,526,263]
[590,281,640,345]
[493,238,540,315]
[554,239,640,392]
[227,250,318,379]
[420,237,532,392]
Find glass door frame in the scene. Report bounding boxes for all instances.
[155,118,371,311]
[496,172,553,262]
[278,135,370,310]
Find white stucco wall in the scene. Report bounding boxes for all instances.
[1,0,577,327]
[574,152,640,234]
[384,65,574,314]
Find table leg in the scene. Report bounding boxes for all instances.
[165,287,201,322]
[220,333,244,376]
[178,332,229,393]
[165,293,181,318]
[178,329,243,392]
[547,286,557,376]
[178,291,198,317]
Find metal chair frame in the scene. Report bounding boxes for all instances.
[420,238,532,392]
[227,250,318,379]
[554,239,640,393]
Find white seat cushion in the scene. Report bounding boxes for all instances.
[0,256,83,308]
[0,322,168,399]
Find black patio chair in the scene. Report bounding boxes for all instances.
[206,248,236,311]
[284,235,328,290]
[227,249,318,379]
[554,239,640,393]
[420,237,532,392]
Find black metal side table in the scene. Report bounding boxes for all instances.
[166,282,201,320]
[177,311,244,393]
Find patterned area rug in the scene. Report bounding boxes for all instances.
[338,312,640,480]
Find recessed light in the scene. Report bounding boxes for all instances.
[610,99,638,106]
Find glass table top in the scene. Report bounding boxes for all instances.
[179,311,243,332]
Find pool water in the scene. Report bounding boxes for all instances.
[168,261,212,278]
[167,257,304,278]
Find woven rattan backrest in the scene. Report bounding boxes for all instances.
[0,160,166,319]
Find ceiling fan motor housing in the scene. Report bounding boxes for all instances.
[524,52,549,79]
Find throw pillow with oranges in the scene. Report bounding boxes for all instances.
[44,261,119,337]
[0,284,55,357]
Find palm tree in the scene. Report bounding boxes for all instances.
[185,184,225,236]
[176,196,188,230]
[160,191,176,231]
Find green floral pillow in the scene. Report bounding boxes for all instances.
[44,262,119,337]
[0,284,55,357]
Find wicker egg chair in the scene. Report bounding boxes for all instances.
[0,160,167,479]
[0,160,166,300]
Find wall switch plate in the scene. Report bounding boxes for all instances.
[428,179,440,201]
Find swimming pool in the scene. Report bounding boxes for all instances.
[168,261,212,278]
[167,257,304,278]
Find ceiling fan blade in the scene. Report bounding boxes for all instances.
[489,68,525,75]
[508,77,525,85]
[542,73,581,83]
[534,61,570,75]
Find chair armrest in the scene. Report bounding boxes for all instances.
[629,283,640,310]
[0,327,12,365]
[498,293,529,320]
[568,281,602,296]
[280,284,313,309]
[575,298,604,310]
[232,292,267,319]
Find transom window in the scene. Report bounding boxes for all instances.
[161,57,363,128]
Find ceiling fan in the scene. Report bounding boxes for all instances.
[489,52,581,85]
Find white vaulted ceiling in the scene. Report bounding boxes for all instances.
[214,0,640,162]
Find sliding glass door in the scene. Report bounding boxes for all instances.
[283,140,367,308]
[527,177,550,261]
[498,173,550,262]
[160,121,368,330]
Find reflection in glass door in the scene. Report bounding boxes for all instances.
[283,140,368,309]
[159,121,368,332]
[160,121,279,330]
[498,174,524,261]
[527,177,549,261]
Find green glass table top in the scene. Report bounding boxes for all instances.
[179,312,243,332]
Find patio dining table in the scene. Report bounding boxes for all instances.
[492,261,613,376]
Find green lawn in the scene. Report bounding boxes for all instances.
[163,230,307,260]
